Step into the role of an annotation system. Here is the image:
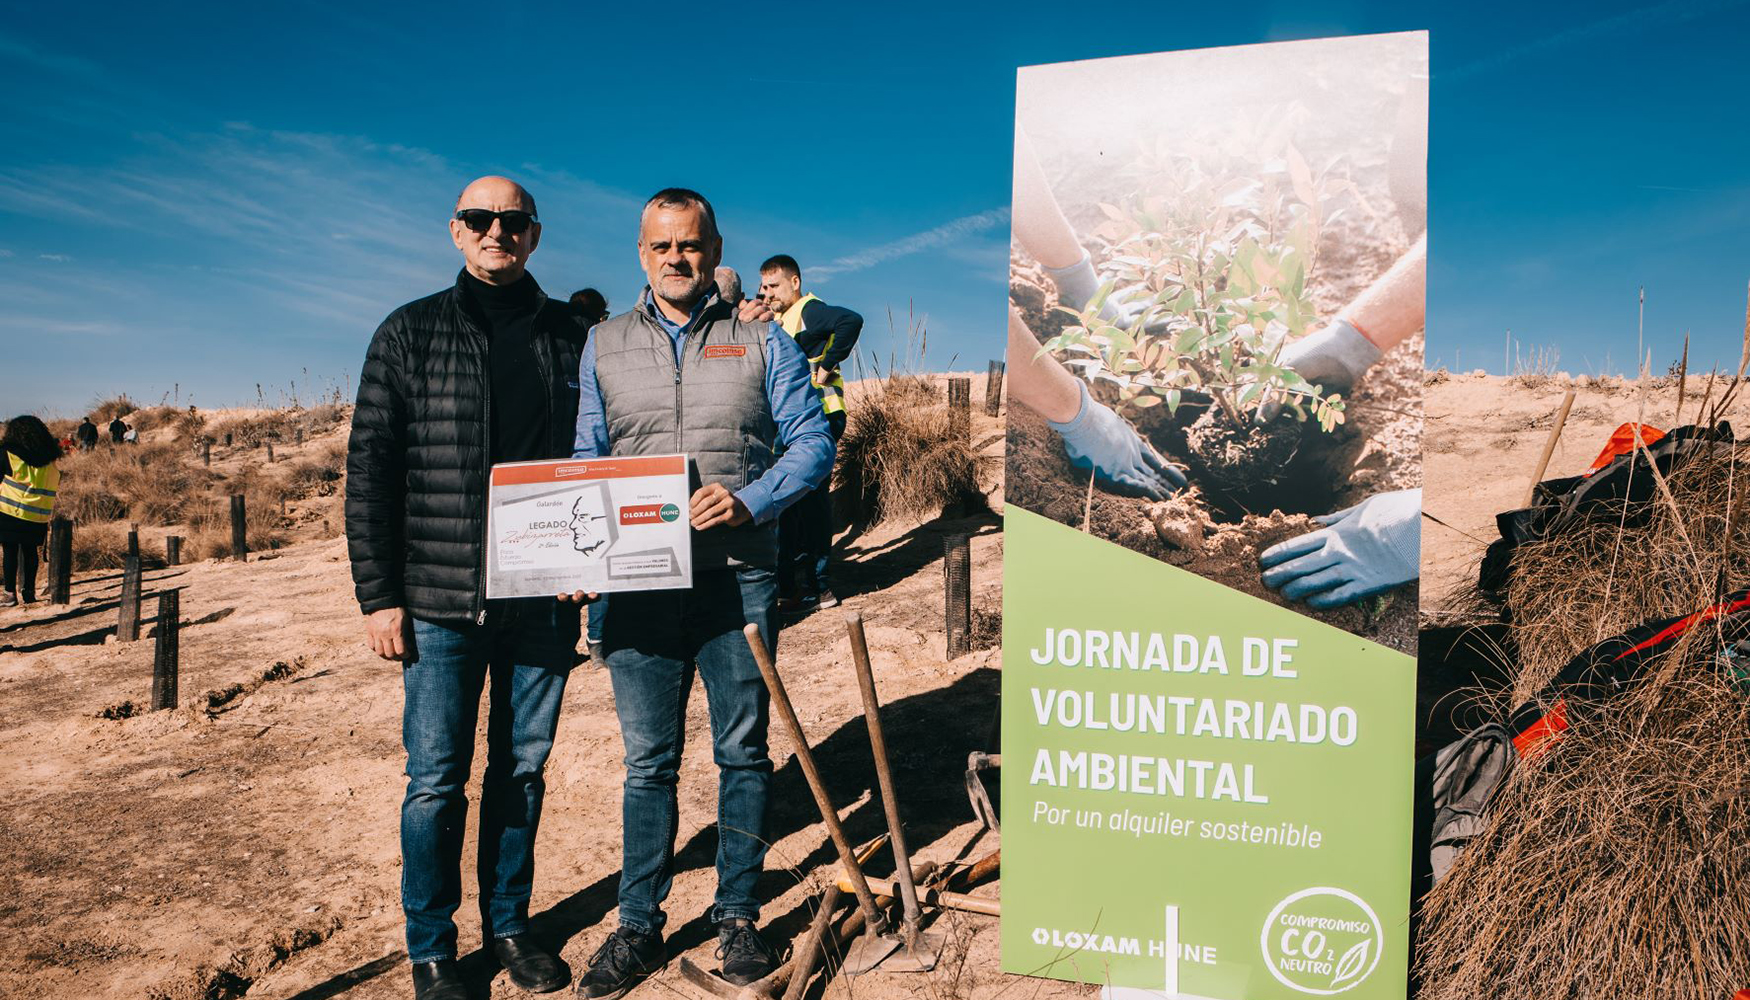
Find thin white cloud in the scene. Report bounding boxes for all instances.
[37,253,71,262]
[1446,0,1750,82]
[0,315,119,335]
[810,207,1011,280]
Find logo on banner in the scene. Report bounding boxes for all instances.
[620,502,683,525]
[1260,887,1384,994]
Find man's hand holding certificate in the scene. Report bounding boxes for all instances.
[486,454,694,600]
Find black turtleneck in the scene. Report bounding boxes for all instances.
[460,270,547,465]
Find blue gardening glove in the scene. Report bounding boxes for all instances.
[1046,252,1160,332]
[1049,381,1187,500]
[1259,317,1383,422]
[1259,488,1420,608]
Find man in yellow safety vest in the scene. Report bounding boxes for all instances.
[758,254,862,611]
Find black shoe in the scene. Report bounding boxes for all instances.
[495,933,570,992]
[715,919,776,986]
[578,926,664,999]
[411,959,469,1000]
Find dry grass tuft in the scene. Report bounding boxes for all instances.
[206,404,349,448]
[1509,345,1561,389]
[837,372,982,525]
[1503,441,1750,701]
[87,394,136,423]
[69,521,137,571]
[56,442,214,527]
[283,442,347,498]
[1416,647,1750,998]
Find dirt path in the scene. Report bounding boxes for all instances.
[0,382,1079,1000]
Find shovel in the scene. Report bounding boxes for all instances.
[844,612,948,971]
[743,624,905,975]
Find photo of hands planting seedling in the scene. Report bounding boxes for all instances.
[1006,33,1425,651]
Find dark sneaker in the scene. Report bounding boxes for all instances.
[815,589,840,610]
[494,933,570,992]
[0,592,17,608]
[715,919,776,986]
[579,926,664,999]
[411,960,468,1000]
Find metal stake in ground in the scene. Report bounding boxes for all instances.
[984,360,1005,417]
[741,623,902,972]
[166,535,182,567]
[117,555,142,642]
[151,589,179,710]
[49,516,72,605]
[845,612,946,970]
[201,440,211,467]
[230,494,248,561]
[266,441,274,463]
[943,533,971,658]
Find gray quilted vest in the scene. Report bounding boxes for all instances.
[592,288,778,568]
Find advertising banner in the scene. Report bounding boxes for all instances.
[1001,32,1427,998]
[485,454,692,598]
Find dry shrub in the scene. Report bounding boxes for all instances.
[183,471,288,560]
[1509,345,1561,389]
[126,405,181,435]
[207,411,292,447]
[56,441,212,526]
[284,442,346,498]
[208,404,351,449]
[1503,441,1750,701]
[173,407,207,440]
[1416,647,1750,998]
[87,394,135,422]
[837,373,982,524]
[69,520,135,571]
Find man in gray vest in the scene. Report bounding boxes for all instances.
[565,188,834,999]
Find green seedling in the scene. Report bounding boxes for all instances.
[1038,131,1354,434]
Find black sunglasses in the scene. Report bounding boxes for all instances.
[455,208,537,235]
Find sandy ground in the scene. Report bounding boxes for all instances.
[1419,371,1716,614]
[7,362,1720,999]
[0,379,1066,1000]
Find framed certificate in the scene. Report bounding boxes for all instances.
[485,454,692,598]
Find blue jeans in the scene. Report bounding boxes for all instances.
[778,486,832,595]
[401,605,574,963]
[603,566,777,935]
[588,596,607,643]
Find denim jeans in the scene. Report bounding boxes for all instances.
[401,603,575,963]
[587,595,607,643]
[602,566,777,935]
[777,487,832,596]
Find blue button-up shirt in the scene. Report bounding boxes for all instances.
[572,289,836,526]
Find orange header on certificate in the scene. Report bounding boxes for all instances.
[490,454,687,486]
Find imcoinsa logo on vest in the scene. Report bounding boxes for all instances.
[1259,887,1384,994]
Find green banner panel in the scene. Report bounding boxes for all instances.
[1000,506,1415,997]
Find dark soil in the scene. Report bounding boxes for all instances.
[1006,403,1416,651]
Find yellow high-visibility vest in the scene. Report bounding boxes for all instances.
[778,293,846,416]
[1,451,59,523]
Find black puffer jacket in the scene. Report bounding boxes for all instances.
[346,270,586,624]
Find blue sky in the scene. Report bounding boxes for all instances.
[2,0,1747,414]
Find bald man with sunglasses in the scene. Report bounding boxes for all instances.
[347,175,587,1000]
